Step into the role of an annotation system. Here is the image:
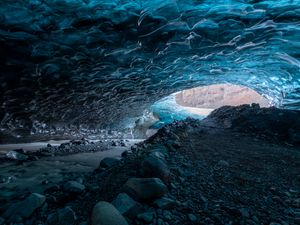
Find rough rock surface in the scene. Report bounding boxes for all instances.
[46,207,77,225]
[3,193,46,222]
[206,104,300,145]
[6,150,28,161]
[112,193,143,218]
[100,157,121,168]
[153,197,176,210]
[91,201,128,225]
[63,181,85,194]
[140,156,170,183]
[123,178,168,202]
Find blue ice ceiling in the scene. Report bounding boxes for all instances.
[0,0,300,141]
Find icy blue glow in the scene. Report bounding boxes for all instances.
[151,94,206,129]
[0,0,299,141]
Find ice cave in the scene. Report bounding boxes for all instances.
[0,0,300,224]
[1,0,300,142]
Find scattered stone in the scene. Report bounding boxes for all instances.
[292,198,300,208]
[146,145,169,156]
[91,201,128,225]
[137,212,155,223]
[252,215,259,223]
[63,181,85,194]
[0,105,298,225]
[153,197,176,209]
[100,157,120,168]
[162,210,173,221]
[42,180,49,185]
[3,193,46,221]
[71,139,88,145]
[78,222,88,225]
[6,150,28,161]
[121,150,128,157]
[141,156,170,183]
[47,207,77,225]
[288,128,300,144]
[123,178,168,202]
[148,151,166,160]
[112,193,143,219]
[188,214,197,222]
[0,175,16,184]
[240,208,250,218]
[214,160,229,170]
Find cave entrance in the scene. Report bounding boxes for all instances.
[134,83,271,138]
[174,83,271,117]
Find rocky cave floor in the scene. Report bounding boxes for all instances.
[0,105,300,225]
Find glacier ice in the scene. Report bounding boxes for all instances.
[0,0,299,141]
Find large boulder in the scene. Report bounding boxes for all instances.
[91,201,128,225]
[3,193,46,222]
[123,178,168,202]
[112,193,143,219]
[141,156,170,183]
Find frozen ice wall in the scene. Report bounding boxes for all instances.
[0,0,299,142]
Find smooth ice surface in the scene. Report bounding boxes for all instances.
[0,0,300,142]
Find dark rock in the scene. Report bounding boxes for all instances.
[149,151,166,160]
[100,157,120,168]
[141,156,170,183]
[137,212,155,223]
[157,218,165,225]
[207,105,300,145]
[143,144,169,156]
[123,178,168,202]
[153,197,176,209]
[46,207,77,225]
[91,201,128,225]
[289,128,300,144]
[112,193,143,219]
[214,160,230,170]
[188,214,197,222]
[162,210,173,221]
[78,222,88,225]
[292,198,300,208]
[3,193,45,221]
[221,206,241,217]
[0,175,16,184]
[121,150,128,157]
[240,208,250,218]
[63,181,85,194]
[6,150,28,161]
[41,180,49,185]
